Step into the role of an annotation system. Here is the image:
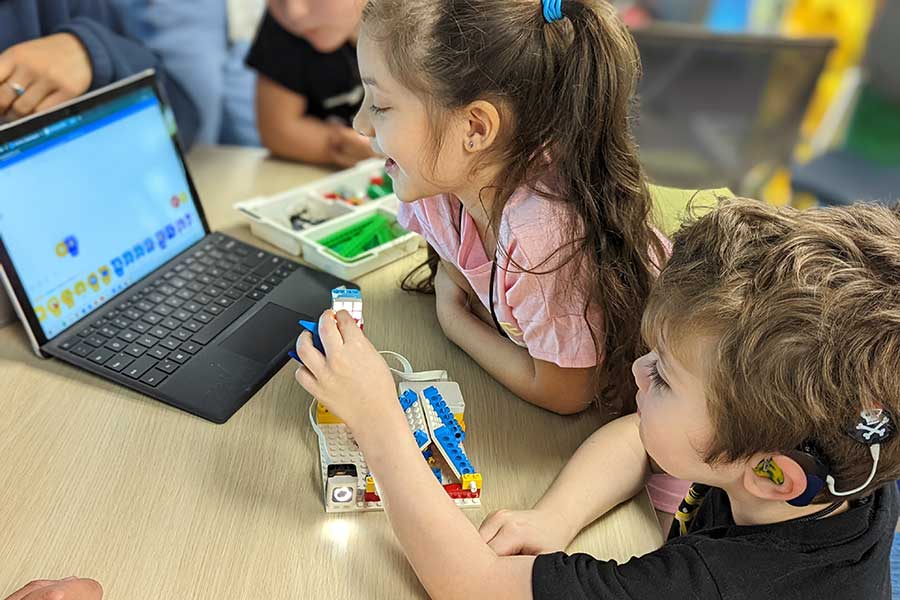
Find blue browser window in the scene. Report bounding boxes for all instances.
[0,88,205,340]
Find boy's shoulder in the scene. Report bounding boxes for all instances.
[674,484,898,599]
[534,485,898,600]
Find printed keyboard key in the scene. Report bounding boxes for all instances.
[124,356,158,379]
[140,370,167,387]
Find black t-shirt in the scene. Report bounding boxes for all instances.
[246,11,362,125]
[533,484,898,599]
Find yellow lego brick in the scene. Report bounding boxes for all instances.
[461,473,482,492]
[317,402,343,424]
[366,476,376,494]
[454,413,466,432]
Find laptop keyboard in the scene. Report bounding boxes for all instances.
[56,234,299,388]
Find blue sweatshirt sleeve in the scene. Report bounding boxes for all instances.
[53,14,200,149]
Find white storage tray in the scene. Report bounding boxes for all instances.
[234,159,420,279]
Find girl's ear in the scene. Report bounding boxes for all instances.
[463,100,501,153]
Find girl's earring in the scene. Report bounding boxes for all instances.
[468,141,475,149]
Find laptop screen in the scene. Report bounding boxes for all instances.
[0,85,206,341]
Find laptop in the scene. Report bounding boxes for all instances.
[0,71,350,423]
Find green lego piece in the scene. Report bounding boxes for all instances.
[317,213,408,263]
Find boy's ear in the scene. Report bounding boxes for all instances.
[463,100,501,153]
[743,454,808,503]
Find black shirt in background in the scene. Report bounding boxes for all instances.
[533,484,898,599]
[246,11,362,125]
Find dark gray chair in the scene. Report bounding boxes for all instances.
[632,25,834,195]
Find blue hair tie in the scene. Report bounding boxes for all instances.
[542,0,564,23]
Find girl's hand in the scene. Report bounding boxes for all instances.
[478,508,576,556]
[434,262,471,340]
[436,261,496,328]
[293,310,403,435]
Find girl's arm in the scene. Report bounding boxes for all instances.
[435,263,595,415]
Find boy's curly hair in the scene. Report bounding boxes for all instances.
[643,198,900,502]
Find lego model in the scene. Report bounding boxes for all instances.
[314,380,482,513]
[304,288,482,513]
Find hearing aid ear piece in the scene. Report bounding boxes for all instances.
[786,443,830,507]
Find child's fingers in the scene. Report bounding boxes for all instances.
[334,310,363,341]
[477,510,507,544]
[485,526,526,557]
[297,331,325,374]
[317,310,344,354]
[294,365,321,397]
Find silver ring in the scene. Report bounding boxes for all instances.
[9,82,26,97]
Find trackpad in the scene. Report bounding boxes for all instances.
[219,303,304,363]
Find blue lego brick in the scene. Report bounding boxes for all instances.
[299,320,324,354]
[332,287,362,301]
[428,395,465,442]
[423,386,441,400]
[433,426,474,475]
[414,429,429,448]
[432,466,443,483]
[422,449,433,460]
[399,389,418,412]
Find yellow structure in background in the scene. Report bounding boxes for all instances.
[762,0,878,206]
[782,0,877,141]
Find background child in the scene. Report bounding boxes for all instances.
[353,0,667,418]
[293,198,900,599]
[247,0,375,167]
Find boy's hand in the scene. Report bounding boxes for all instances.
[293,310,403,435]
[0,34,92,121]
[4,578,102,600]
[328,124,376,168]
[478,508,576,556]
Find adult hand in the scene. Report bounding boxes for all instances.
[3,578,102,600]
[0,34,93,122]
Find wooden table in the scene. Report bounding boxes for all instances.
[0,146,662,599]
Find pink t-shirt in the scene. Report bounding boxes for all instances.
[647,474,693,515]
[399,190,689,514]
[398,189,602,369]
